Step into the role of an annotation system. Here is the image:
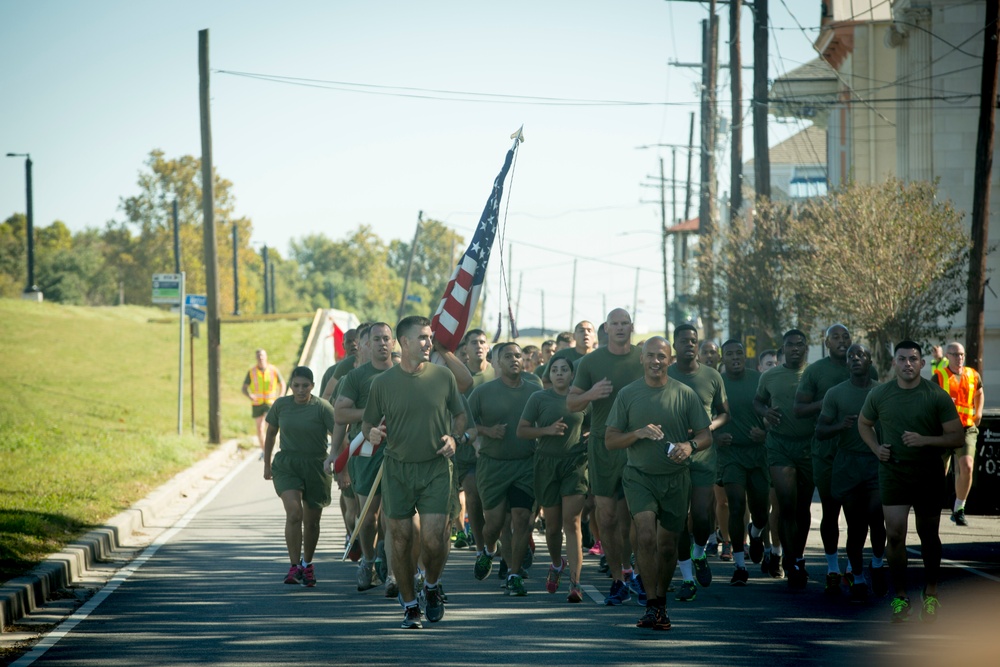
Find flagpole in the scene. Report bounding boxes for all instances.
[342,461,384,561]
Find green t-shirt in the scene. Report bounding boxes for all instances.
[860,378,959,464]
[364,363,465,463]
[755,364,813,439]
[666,363,728,420]
[572,346,643,447]
[718,369,763,447]
[519,388,588,457]
[606,379,711,476]
[468,377,538,460]
[265,395,336,458]
[338,361,388,441]
[464,365,495,397]
[797,357,879,419]
[320,363,338,398]
[820,379,879,456]
[550,347,586,369]
[332,355,357,382]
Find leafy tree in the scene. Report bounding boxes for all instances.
[0,214,27,297]
[387,218,464,311]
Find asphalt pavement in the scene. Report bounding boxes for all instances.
[4,452,999,667]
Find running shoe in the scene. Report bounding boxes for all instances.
[693,555,712,587]
[474,551,495,580]
[824,572,842,596]
[636,607,657,628]
[284,564,303,585]
[401,605,423,629]
[950,509,969,526]
[850,582,869,604]
[720,542,733,562]
[890,596,911,623]
[302,563,316,588]
[453,530,469,549]
[868,563,889,598]
[603,579,630,606]
[787,561,807,590]
[920,592,940,623]
[498,558,509,580]
[347,539,362,562]
[374,541,388,582]
[546,557,567,593]
[653,607,672,631]
[357,561,378,591]
[627,572,647,605]
[766,553,784,579]
[567,582,583,603]
[675,580,697,602]
[506,574,527,596]
[747,523,764,564]
[424,586,445,622]
[598,555,609,574]
[705,541,719,558]
[730,567,749,586]
[385,576,398,599]
[588,541,604,556]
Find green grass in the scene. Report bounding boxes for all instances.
[0,299,310,580]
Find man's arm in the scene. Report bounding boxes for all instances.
[605,424,663,450]
[709,400,730,433]
[333,396,364,426]
[567,378,612,412]
[792,389,823,419]
[434,340,474,393]
[901,418,965,449]
[322,376,340,402]
[262,422,279,479]
[815,410,854,441]
[242,376,252,401]
[974,381,985,426]
[858,414,890,461]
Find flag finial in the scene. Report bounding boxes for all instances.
[511,125,525,143]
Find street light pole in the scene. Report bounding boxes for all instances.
[6,153,40,298]
[232,221,240,316]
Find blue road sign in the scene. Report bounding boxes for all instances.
[185,294,207,307]
[185,305,207,322]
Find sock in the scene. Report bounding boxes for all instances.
[734,551,746,568]
[403,599,417,608]
[476,550,484,557]
[825,553,839,574]
[425,582,438,590]
[678,559,694,581]
[954,499,966,512]
[750,524,763,539]
[773,545,783,557]
[553,561,564,572]
[846,562,853,574]
[301,559,311,567]
[872,555,884,569]
[622,567,633,578]
[507,573,518,582]
[692,544,706,559]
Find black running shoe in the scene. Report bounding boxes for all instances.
[401,605,423,629]
[424,586,445,622]
[747,523,764,564]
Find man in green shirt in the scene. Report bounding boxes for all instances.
[815,343,885,602]
[568,308,643,605]
[667,324,728,600]
[319,327,361,401]
[469,342,538,596]
[606,337,711,631]
[753,329,813,588]
[858,340,962,624]
[455,329,495,554]
[716,339,767,586]
[321,324,368,401]
[325,322,393,592]
[547,321,596,377]
[362,316,466,629]
[794,323,876,593]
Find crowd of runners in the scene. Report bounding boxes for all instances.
[252,310,984,630]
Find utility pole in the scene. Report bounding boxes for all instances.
[660,157,670,337]
[172,198,180,274]
[232,222,240,316]
[729,0,744,340]
[262,246,270,314]
[753,0,771,200]
[684,112,696,221]
[198,28,221,444]
[569,258,577,329]
[398,211,422,320]
[698,7,719,341]
[269,259,276,314]
[966,0,999,372]
[671,148,678,224]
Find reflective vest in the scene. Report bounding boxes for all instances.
[932,365,979,428]
[248,365,282,406]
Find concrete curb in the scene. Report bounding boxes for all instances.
[0,439,250,631]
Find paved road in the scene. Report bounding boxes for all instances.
[10,455,1000,667]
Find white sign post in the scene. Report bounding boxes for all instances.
[153,272,185,435]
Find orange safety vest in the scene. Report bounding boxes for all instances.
[248,365,282,406]
[932,365,979,428]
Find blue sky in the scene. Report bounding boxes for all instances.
[0,0,818,332]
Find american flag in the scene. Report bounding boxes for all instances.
[431,140,518,351]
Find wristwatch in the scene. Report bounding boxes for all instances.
[688,439,699,453]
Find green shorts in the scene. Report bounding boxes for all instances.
[454,439,478,480]
[943,426,978,469]
[253,403,272,418]
[831,450,879,502]
[270,451,332,509]
[449,466,462,523]
[812,450,835,501]
[381,456,453,520]
[766,432,813,485]
[878,459,944,511]
[588,436,626,499]
[622,466,691,533]
[688,446,718,488]
[348,447,384,497]
[534,452,589,508]
[477,456,534,511]
[718,444,770,495]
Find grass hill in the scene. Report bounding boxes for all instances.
[0,299,311,580]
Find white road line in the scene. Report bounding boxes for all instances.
[583,583,605,605]
[11,454,257,667]
[905,546,1000,583]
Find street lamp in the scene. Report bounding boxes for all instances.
[231,222,240,316]
[5,152,41,299]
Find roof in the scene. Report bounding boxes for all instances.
[666,217,699,233]
[744,125,826,169]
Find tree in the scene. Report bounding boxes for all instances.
[387,218,464,312]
